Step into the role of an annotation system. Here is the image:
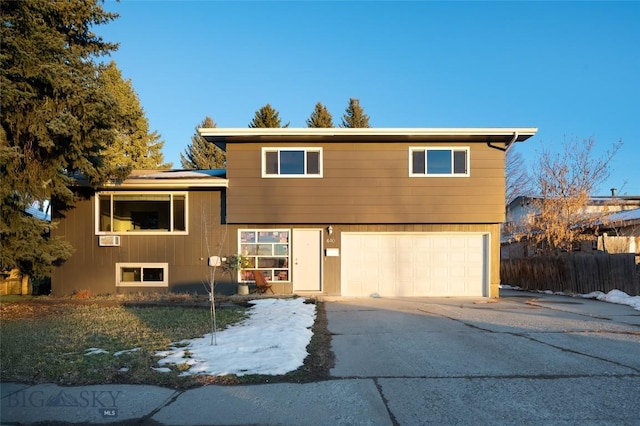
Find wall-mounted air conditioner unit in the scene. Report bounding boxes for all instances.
[99,235,121,247]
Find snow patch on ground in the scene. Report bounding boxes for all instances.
[114,347,141,356]
[500,285,640,311]
[155,297,316,376]
[580,289,640,311]
[84,348,109,356]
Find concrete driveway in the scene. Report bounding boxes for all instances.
[3,290,639,425]
[326,290,640,425]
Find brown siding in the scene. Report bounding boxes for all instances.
[226,141,506,224]
[53,209,502,297]
[51,190,237,295]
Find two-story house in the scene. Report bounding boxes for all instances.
[51,127,537,298]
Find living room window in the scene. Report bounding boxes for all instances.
[409,147,470,177]
[96,192,187,234]
[116,263,168,287]
[238,229,290,282]
[262,148,322,177]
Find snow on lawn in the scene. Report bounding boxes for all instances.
[501,285,640,311]
[155,297,316,376]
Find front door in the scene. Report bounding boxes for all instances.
[292,229,322,291]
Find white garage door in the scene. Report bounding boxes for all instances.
[341,233,488,297]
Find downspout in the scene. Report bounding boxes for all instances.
[487,131,519,152]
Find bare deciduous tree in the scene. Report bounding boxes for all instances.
[505,147,533,206]
[521,137,622,253]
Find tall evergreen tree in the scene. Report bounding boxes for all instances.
[340,98,371,128]
[180,116,226,169]
[248,104,289,128]
[1,0,119,278]
[306,102,334,128]
[101,62,171,172]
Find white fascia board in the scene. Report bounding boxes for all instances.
[198,127,538,138]
[101,179,229,189]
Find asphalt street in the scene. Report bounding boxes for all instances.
[2,289,640,425]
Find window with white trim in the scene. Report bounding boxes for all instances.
[409,147,470,177]
[96,192,187,234]
[238,229,290,282]
[262,148,322,177]
[116,263,168,287]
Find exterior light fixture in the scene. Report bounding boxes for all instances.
[327,225,333,236]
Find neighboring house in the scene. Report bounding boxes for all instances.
[502,193,640,259]
[505,193,640,230]
[599,207,640,236]
[26,200,51,222]
[1,201,52,295]
[596,208,640,263]
[52,127,538,298]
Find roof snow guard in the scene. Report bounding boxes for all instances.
[198,127,538,151]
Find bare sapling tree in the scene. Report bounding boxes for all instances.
[200,205,227,345]
[505,147,533,207]
[523,136,622,253]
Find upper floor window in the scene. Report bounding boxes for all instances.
[409,147,470,177]
[262,147,322,178]
[96,192,187,234]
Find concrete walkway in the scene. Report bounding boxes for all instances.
[2,290,640,425]
[1,380,390,425]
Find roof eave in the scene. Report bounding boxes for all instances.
[100,179,229,189]
[199,127,539,151]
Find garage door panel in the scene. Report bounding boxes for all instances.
[451,267,466,278]
[468,236,484,248]
[433,252,450,264]
[342,233,487,297]
[431,238,449,250]
[449,238,468,249]
[415,238,430,249]
[450,251,468,263]
[468,251,484,262]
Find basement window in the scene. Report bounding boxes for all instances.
[116,263,168,287]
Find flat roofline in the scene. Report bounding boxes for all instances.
[198,127,538,137]
[99,179,229,189]
[71,169,229,189]
[199,127,538,150]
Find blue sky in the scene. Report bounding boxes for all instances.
[100,1,639,195]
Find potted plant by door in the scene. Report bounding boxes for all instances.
[223,254,250,295]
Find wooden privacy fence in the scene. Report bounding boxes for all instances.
[501,253,639,296]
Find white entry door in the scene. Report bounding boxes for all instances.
[292,229,322,292]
